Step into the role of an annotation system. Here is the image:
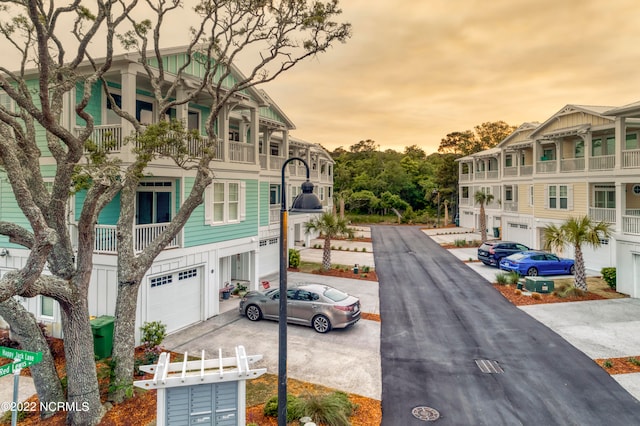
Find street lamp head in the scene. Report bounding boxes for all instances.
[290,180,323,213]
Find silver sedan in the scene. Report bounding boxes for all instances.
[238,283,361,333]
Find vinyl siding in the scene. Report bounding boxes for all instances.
[74,190,121,225]
[182,178,258,247]
[534,181,587,220]
[518,185,533,215]
[541,112,611,134]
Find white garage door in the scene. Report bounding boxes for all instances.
[258,238,280,276]
[505,222,533,248]
[148,267,202,333]
[578,243,615,273]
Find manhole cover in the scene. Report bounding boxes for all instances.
[412,406,440,421]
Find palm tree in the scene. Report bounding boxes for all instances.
[304,212,353,271]
[543,216,612,291]
[474,190,494,242]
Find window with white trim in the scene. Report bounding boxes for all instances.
[505,154,513,167]
[41,296,54,318]
[626,133,639,150]
[529,185,534,206]
[270,184,280,205]
[546,184,572,210]
[505,186,514,202]
[593,185,615,209]
[205,180,246,225]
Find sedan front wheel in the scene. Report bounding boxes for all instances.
[245,305,262,321]
[312,315,332,333]
[526,267,538,276]
[570,265,575,275]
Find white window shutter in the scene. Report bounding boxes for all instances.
[204,184,212,224]
[544,186,549,209]
[568,185,574,211]
[240,181,246,221]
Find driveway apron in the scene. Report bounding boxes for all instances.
[374,226,640,425]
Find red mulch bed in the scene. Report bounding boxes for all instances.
[289,267,378,282]
[492,284,606,306]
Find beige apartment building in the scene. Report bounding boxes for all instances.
[457,103,640,298]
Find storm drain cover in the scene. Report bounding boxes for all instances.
[411,406,440,421]
[475,359,504,373]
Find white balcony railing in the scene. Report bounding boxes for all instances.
[503,201,518,212]
[269,206,280,224]
[77,125,123,152]
[623,215,640,235]
[228,141,255,163]
[536,161,556,173]
[503,167,517,177]
[486,170,499,180]
[626,209,640,216]
[270,156,285,170]
[475,171,486,180]
[589,155,615,170]
[520,165,533,176]
[93,223,180,254]
[623,149,640,168]
[588,207,616,224]
[560,157,585,172]
[459,173,471,181]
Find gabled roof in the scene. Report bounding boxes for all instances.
[529,104,615,139]
[603,100,640,118]
[457,147,501,162]
[496,122,539,148]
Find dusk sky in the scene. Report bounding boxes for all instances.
[264,0,640,154]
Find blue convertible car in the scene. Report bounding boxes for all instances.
[499,251,575,276]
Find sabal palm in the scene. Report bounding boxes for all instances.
[304,212,353,271]
[543,216,612,291]
[474,191,494,242]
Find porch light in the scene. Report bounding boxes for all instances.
[278,157,322,426]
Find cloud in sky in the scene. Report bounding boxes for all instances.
[265,0,640,153]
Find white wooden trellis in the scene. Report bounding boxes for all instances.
[134,345,266,426]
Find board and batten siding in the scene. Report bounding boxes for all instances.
[540,112,612,135]
[533,181,587,220]
[182,178,259,247]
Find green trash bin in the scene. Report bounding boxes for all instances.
[90,315,115,359]
[493,227,500,238]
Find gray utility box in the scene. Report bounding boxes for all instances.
[525,277,554,293]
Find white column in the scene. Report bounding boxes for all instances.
[583,132,591,171]
[615,182,624,234]
[265,130,272,170]
[121,66,137,162]
[219,105,229,162]
[615,117,625,171]
[251,108,259,165]
[175,86,189,126]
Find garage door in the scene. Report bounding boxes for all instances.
[148,267,202,333]
[505,222,533,248]
[258,238,279,276]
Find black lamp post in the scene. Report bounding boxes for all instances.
[278,157,323,425]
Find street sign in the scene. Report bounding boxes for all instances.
[0,361,29,378]
[0,347,43,365]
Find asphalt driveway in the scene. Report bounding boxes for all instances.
[374,225,640,425]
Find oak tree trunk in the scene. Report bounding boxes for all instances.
[0,299,65,419]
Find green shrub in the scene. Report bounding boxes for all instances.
[601,267,616,290]
[140,321,167,348]
[506,271,520,285]
[300,391,355,426]
[454,238,467,247]
[628,357,640,366]
[603,359,613,368]
[362,265,370,273]
[288,248,301,268]
[361,247,367,252]
[263,394,304,422]
[495,272,509,285]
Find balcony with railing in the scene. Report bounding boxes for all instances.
[76,125,123,152]
[486,170,499,180]
[503,201,518,212]
[93,223,180,254]
[269,206,280,224]
[474,170,486,180]
[588,207,616,224]
[536,160,557,173]
[589,155,615,171]
[560,157,585,172]
[229,141,255,163]
[459,173,472,181]
[623,214,640,235]
[623,149,640,168]
[503,167,517,177]
[520,165,533,176]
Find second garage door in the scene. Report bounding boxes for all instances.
[147,267,203,333]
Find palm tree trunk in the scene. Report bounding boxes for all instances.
[322,236,332,271]
[479,204,487,242]
[574,244,588,291]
